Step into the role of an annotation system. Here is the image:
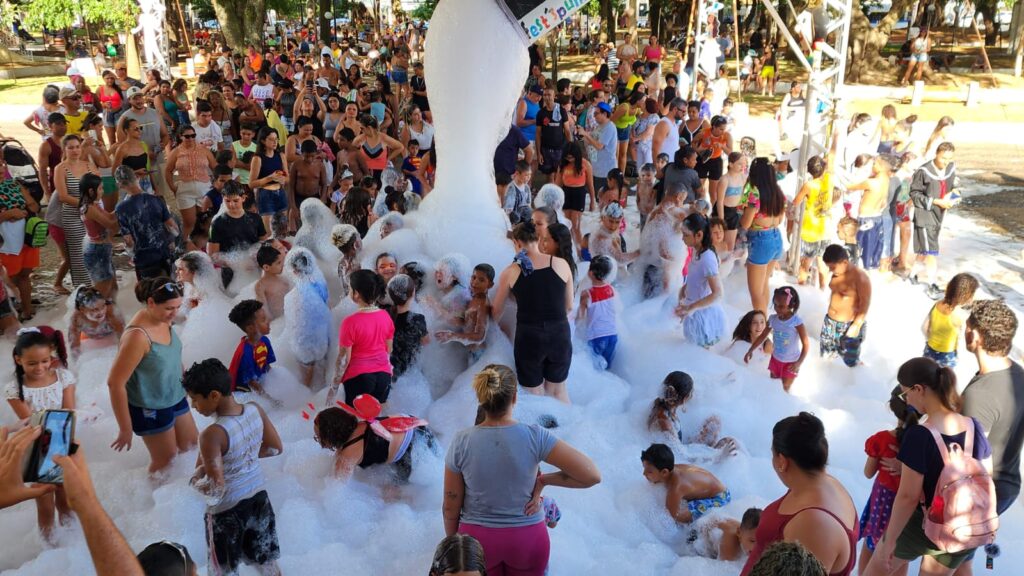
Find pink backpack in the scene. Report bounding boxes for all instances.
[921,416,999,553]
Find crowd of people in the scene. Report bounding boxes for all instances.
[1,11,1022,576]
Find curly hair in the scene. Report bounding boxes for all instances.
[967,299,1018,357]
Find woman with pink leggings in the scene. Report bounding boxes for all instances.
[443,364,601,576]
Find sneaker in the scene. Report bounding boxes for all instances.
[925,283,944,300]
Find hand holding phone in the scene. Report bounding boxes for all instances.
[23,410,76,484]
[0,426,56,508]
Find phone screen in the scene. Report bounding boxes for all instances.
[36,411,73,483]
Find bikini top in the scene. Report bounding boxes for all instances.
[342,420,392,469]
[122,150,149,172]
[361,139,388,170]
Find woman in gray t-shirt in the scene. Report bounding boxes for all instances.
[443,364,600,576]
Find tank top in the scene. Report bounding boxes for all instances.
[344,420,394,469]
[740,493,857,576]
[521,98,539,141]
[97,85,123,112]
[81,205,110,242]
[175,147,211,183]
[511,257,568,324]
[324,113,342,141]
[562,165,587,188]
[209,403,266,513]
[643,45,663,62]
[255,150,284,187]
[124,326,185,410]
[613,103,636,130]
[586,285,617,340]
[657,116,680,160]
[361,139,388,171]
[927,304,959,353]
[699,128,728,160]
[408,121,435,150]
[232,141,257,184]
[162,96,179,116]
[681,121,703,145]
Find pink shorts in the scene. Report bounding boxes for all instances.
[459,521,549,576]
[768,356,799,379]
[49,224,66,245]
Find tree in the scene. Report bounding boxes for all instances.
[847,0,915,83]
[410,0,438,21]
[21,0,139,32]
[211,0,267,50]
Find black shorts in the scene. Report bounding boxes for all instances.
[206,490,280,572]
[0,295,15,319]
[696,156,724,180]
[134,259,172,282]
[514,320,572,387]
[723,205,741,231]
[539,147,563,175]
[563,185,588,212]
[343,371,392,404]
[913,225,941,256]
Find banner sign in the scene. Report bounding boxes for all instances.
[496,0,593,43]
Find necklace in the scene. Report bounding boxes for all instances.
[358,304,378,312]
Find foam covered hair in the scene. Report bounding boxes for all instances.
[434,252,471,288]
[535,183,565,211]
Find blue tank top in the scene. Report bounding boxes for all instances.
[256,150,284,181]
[725,184,743,198]
[521,98,539,142]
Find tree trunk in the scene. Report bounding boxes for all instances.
[651,0,664,40]
[847,0,916,83]
[212,0,267,51]
[320,0,331,44]
[547,29,560,82]
[602,0,616,43]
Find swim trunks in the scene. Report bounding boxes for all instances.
[820,315,865,367]
[687,490,732,522]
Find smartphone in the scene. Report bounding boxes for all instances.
[22,410,76,484]
[88,129,98,141]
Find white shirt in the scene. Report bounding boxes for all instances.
[193,121,223,152]
[4,369,76,412]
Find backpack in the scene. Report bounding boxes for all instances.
[24,216,48,248]
[921,416,999,553]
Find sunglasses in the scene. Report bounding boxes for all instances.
[181,134,197,139]
[160,281,184,295]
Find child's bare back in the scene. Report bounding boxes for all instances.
[255,275,292,320]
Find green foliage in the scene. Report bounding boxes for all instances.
[21,0,139,31]
[409,0,438,20]
[192,0,218,21]
[266,0,303,18]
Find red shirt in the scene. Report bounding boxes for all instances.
[865,429,901,492]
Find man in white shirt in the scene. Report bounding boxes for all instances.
[192,101,223,153]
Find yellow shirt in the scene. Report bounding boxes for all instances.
[626,74,644,91]
[265,109,288,145]
[800,173,832,243]
[927,304,961,353]
[63,110,89,136]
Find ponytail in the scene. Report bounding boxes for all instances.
[472,364,517,416]
[896,357,961,413]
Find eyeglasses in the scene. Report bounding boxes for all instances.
[896,387,911,402]
[158,540,190,573]
[181,134,197,139]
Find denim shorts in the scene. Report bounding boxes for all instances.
[83,241,115,282]
[616,126,631,142]
[103,108,123,128]
[391,68,408,84]
[256,188,288,215]
[128,397,190,436]
[747,227,784,265]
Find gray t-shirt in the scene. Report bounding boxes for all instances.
[962,361,1024,505]
[120,107,163,154]
[445,423,557,528]
[662,165,702,202]
[589,121,619,180]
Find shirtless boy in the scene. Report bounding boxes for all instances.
[641,443,731,524]
[254,244,291,320]
[436,263,494,365]
[821,244,872,367]
[288,139,328,232]
[846,156,890,271]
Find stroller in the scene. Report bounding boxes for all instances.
[1,137,45,204]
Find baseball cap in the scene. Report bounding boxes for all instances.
[321,47,332,57]
[126,86,144,99]
[596,102,613,115]
[316,78,330,89]
[58,86,79,100]
[776,151,791,163]
[529,85,544,95]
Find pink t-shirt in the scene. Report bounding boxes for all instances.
[339,309,395,381]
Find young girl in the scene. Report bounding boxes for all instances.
[425,254,472,330]
[858,386,917,574]
[387,274,429,380]
[729,310,774,365]
[68,286,125,359]
[79,173,119,298]
[330,269,395,406]
[5,328,76,542]
[745,286,808,392]
[921,272,979,368]
[647,371,734,452]
[598,168,627,211]
[675,214,726,349]
[708,217,742,278]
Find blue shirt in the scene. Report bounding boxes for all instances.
[234,336,275,392]
[116,193,171,268]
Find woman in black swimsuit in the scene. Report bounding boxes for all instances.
[314,404,436,483]
[491,221,575,404]
[113,118,154,192]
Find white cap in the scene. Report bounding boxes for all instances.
[321,46,332,57]
[316,77,330,89]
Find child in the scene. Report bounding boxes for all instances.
[745,286,808,392]
[636,163,657,230]
[858,386,917,570]
[189,227,209,253]
[598,168,627,210]
[284,247,331,390]
[182,358,283,576]
[253,243,291,320]
[401,140,422,196]
[426,254,472,330]
[641,443,731,524]
[503,160,532,225]
[578,255,618,369]
[331,269,395,406]
[696,508,761,561]
[676,214,726,349]
[68,286,125,359]
[6,328,76,542]
[729,310,774,362]
[330,170,355,216]
[386,274,429,379]
[226,299,276,401]
[921,272,978,368]
[837,216,860,264]
[647,371,737,454]
[436,263,494,366]
[708,217,742,278]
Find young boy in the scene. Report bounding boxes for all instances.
[198,164,234,230]
[636,163,657,230]
[182,358,283,576]
[578,255,618,369]
[401,140,422,196]
[503,160,532,225]
[227,300,276,400]
[288,139,328,231]
[641,443,731,524]
[253,244,291,320]
[710,508,761,561]
[837,216,860,263]
[208,181,269,287]
[436,263,494,366]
